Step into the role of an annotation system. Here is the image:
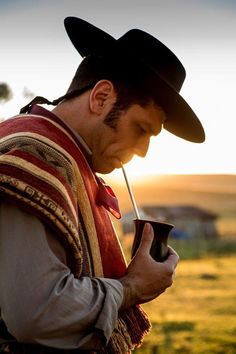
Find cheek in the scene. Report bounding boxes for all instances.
[92,133,118,159]
[101,143,120,158]
[99,132,124,156]
[103,138,132,157]
[93,123,136,159]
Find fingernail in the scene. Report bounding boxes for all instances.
[144,223,151,232]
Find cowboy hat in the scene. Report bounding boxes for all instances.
[64,17,205,143]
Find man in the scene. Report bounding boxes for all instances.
[0,17,204,353]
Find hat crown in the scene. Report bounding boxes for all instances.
[117,29,186,92]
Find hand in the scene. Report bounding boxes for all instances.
[119,223,179,310]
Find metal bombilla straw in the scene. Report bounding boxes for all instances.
[120,162,173,261]
[120,162,140,220]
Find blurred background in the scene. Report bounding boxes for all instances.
[1,1,236,352]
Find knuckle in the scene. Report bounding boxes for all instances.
[165,274,174,288]
[166,267,175,277]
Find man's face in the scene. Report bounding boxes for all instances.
[90,101,166,174]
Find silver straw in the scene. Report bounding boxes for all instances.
[121,163,140,220]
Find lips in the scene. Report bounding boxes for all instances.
[112,157,122,168]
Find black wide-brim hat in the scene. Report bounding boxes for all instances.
[64,17,205,143]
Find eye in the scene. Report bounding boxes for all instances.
[137,124,148,135]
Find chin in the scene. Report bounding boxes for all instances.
[92,160,119,174]
[95,166,116,174]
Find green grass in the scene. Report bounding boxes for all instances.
[133,256,236,354]
[169,237,236,260]
[117,235,236,353]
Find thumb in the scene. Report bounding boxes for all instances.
[137,222,154,254]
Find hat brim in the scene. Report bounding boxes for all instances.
[64,17,205,143]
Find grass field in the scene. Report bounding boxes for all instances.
[108,174,236,353]
[118,233,236,353]
[136,256,236,354]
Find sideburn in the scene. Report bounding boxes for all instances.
[103,104,124,131]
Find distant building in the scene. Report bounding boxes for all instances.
[121,205,218,240]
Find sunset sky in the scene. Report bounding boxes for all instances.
[0,0,236,179]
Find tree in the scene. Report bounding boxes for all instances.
[0,83,13,103]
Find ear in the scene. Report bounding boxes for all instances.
[89,80,116,115]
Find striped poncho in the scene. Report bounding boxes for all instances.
[0,106,151,353]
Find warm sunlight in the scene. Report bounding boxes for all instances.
[1,3,236,354]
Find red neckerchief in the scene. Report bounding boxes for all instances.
[95,176,121,219]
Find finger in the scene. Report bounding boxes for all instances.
[137,223,154,254]
[168,245,179,257]
[164,248,180,269]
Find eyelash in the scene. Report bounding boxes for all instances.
[138,125,147,135]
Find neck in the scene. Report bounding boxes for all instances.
[52,93,94,148]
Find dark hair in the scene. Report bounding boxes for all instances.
[66,54,161,112]
[20,53,162,115]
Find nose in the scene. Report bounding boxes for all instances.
[133,137,150,158]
